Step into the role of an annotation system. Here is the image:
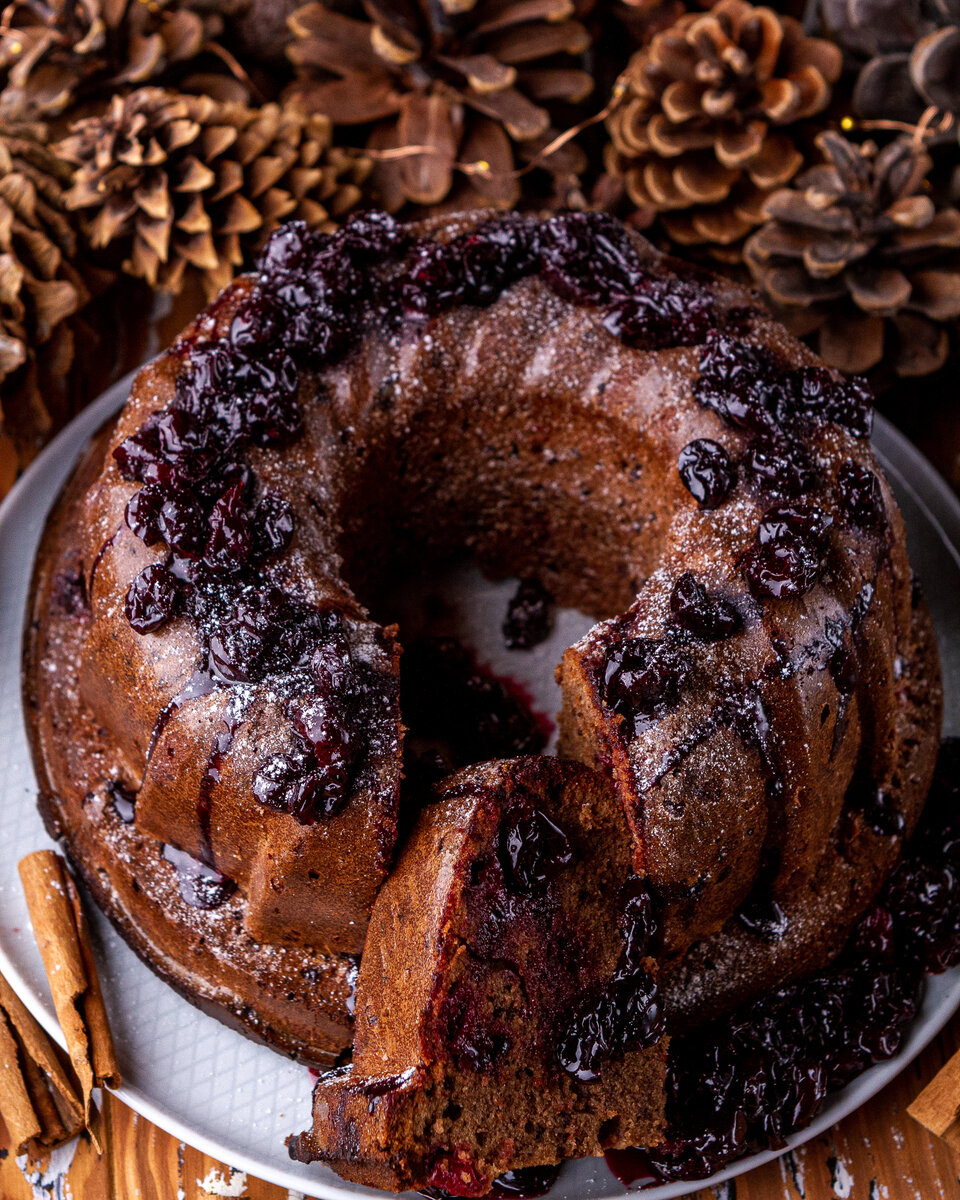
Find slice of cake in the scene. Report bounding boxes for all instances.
[289,757,667,1195]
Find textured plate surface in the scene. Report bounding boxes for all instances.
[0,374,959,1198]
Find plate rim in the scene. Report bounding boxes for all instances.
[1,378,959,1197]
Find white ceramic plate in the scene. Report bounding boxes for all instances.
[1,374,959,1198]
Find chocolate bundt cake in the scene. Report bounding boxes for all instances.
[289,757,667,1193]
[25,209,941,1082]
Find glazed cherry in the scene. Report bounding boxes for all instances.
[694,334,781,435]
[205,483,252,571]
[540,212,642,304]
[677,439,735,509]
[559,965,664,1081]
[125,564,178,633]
[602,638,692,735]
[503,578,554,650]
[230,294,283,351]
[620,876,658,966]
[257,220,312,273]
[498,806,574,894]
[757,504,832,548]
[743,504,832,601]
[400,240,464,317]
[743,436,815,499]
[458,217,540,305]
[603,279,716,349]
[125,484,164,544]
[785,366,873,439]
[837,460,886,535]
[157,491,205,558]
[669,573,741,641]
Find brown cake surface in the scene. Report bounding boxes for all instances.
[24,209,942,1068]
[289,757,667,1195]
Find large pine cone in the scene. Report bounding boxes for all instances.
[744,131,960,376]
[0,123,92,481]
[284,0,594,211]
[605,0,842,259]
[55,88,372,299]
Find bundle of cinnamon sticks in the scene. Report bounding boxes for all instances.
[1,850,120,1155]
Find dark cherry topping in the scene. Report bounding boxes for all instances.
[503,578,554,650]
[694,334,782,435]
[161,843,236,909]
[112,209,870,847]
[602,637,692,737]
[125,563,179,633]
[400,217,540,318]
[742,435,815,500]
[125,483,164,544]
[627,739,960,1186]
[836,460,887,535]
[603,278,716,349]
[539,211,642,304]
[498,805,574,895]
[669,573,741,642]
[558,876,664,1081]
[694,331,873,440]
[205,482,252,571]
[742,504,833,601]
[106,780,136,824]
[677,439,735,509]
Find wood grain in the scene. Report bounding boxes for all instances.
[3,1009,960,1199]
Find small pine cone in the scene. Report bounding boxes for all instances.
[606,0,842,260]
[55,88,372,300]
[0,123,90,472]
[284,0,594,212]
[0,0,235,122]
[744,131,960,377]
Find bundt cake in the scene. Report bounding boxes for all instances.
[289,757,667,1194]
[24,209,941,1090]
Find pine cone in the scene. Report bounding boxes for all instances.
[0,122,90,472]
[835,0,960,136]
[744,131,960,377]
[0,0,240,122]
[605,0,842,260]
[55,88,372,300]
[283,0,594,211]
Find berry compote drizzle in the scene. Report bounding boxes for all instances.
[607,737,960,1187]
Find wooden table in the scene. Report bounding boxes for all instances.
[5,307,960,1199]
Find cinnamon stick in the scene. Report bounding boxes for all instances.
[0,978,84,1155]
[18,851,120,1142]
[909,1045,960,1151]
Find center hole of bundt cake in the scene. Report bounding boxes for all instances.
[329,400,660,780]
